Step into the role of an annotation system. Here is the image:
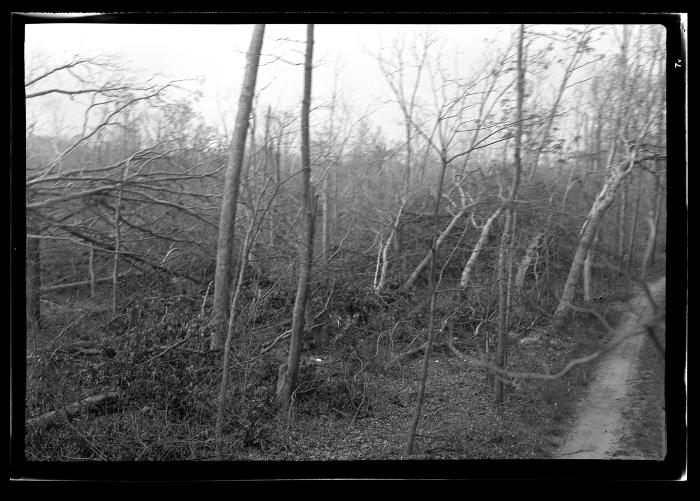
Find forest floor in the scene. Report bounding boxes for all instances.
[23,274,666,461]
[555,277,666,460]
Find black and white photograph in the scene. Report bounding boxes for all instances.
[11,12,687,480]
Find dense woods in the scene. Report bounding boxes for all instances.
[21,21,673,464]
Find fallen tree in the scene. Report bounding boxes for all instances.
[26,391,122,432]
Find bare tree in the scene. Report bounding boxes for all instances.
[211,24,266,350]
[494,24,525,405]
[276,24,315,413]
[552,26,665,327]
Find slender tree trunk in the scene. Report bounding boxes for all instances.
[650,43,666,267]
[494,24,525,405]
[514,230,543,291]
[640,215,656,279]
[627,177,641,271]
[214,215,255,460]
[26,235,41,334]
[405,154,450,455]
[459,207,503,288]
[617,178,628,267]
[494,211,512,404]
[372,235,382,289]
[321,173,329,265]
[112,161,128,316]
[211,24,265,350]
[649,176,663,265]
[583,228,598,302]
[377,198,407,291]
[276,24,315,413]
[89,245,96,297]
[246,108,257,183]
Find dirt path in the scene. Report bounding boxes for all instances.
[556,277,666,460]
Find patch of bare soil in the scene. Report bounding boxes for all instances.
[556,277,666,460]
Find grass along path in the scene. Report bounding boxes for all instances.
[556,277,666,460]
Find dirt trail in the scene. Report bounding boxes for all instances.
[556,277,666,460]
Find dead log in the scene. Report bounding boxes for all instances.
[27,391,122,432]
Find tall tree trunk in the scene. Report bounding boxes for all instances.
[626,176,642,272]
[617,178,628,267]
[405,153,450,455]
[321,172,329,265]
[649,175,663,266]
[26,235,41,334]
[211,24,265,350]
[214,214,256,460]
[494,24,525,405]
[583,228,598,302]
[89,245,96,297]
[276,24,315,413]
[112,161,128,316]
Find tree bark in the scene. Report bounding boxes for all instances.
[27,391,121,432]
[276,24,315,413]
[321,172,329,265]
[494,24,525,405]
[459,207,503,288]
[626,176,641,271]
[377,198,407,290]
[89,245,96,297]
[214,210,256,460]
[26,234,41,334]
[405,153,450,455]
[552,157,634,327]
[640,215,656,279]
[111,160,128,316]
[583,228,598,302]
[649,175,663,266]
[617,178,628,267]
[211,24,265,350]
[514,230,543,291]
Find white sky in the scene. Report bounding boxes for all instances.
[24,22,648,143]
[25,23,517,141]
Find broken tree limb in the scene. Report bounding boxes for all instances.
[261,329,292,353]
[514,230,544,291]
[40,273,135,293]
[459,206,503,288]
[27,391,122,432]
[446,327,652,383]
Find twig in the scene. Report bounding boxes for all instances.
[351,393,367,426]
[200,281,213,317]
[447,328,647,382]
[45,312,88,349]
